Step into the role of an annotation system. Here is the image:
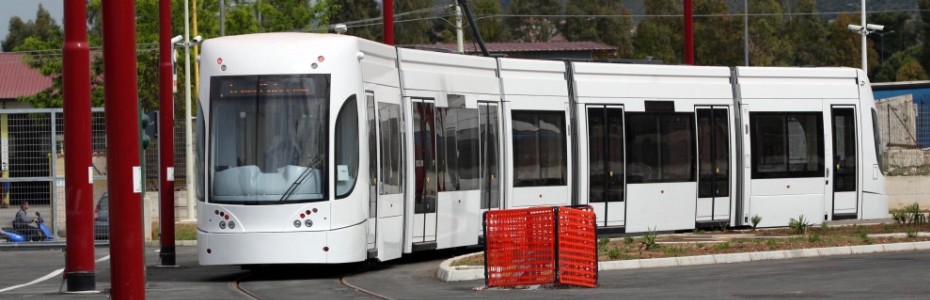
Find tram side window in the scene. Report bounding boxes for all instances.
[871,109,884,171]
[196,106,205,201]
[626,113,695,183]
[750,112,824,179]
[512,110,567,187]
[379,103,403,194]
[335,96,359,198]
[436,107,480,191]
[457,108,480,190]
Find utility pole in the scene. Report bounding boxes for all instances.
[455,4,464,53]
[63,0,95,292]
[861,0,867,71]
[101,0,145,297]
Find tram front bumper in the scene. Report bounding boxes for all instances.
[197,224,367,265]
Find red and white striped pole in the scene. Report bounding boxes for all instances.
[63,0,95,292]
[102,0,146,297]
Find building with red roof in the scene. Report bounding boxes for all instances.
[0,53,52,108]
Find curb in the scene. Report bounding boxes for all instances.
[437,252,486,282]
[436,241,930,282]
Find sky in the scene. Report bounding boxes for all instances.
[0,0,64,51]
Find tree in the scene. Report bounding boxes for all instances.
[330,0,381,41]
[505,0,560,42]
[786,0,829,67]
[746,0,791,66]
[458,0,509,43]
[560,0,633,58]
[7,0,333,110]
[3,5,68,108]
[919,0,930,74]
[825,13,878,73]
[633,0,682,63]
[1,5,61,52]
[693,0,741,66]
[394,0,433,44]
[875,45,923,82]
[896,58,929,81]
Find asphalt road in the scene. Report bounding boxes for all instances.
[2,246,929,299]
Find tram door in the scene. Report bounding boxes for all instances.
[366,93,378,251]
[479,103,502,220]
[696,107,731,223]
[587,105,625,227]
[745,100,827,227]
[375,95,405,261]
[829,105,859,218]
[412,99,438,245]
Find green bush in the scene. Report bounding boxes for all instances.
[623,235,634,245]
[751,215,762,230]
[597,237,610,250]
[640,228,659,251]
[714,242,731,251]
[607,248,622,260]
[789,215,810,235]
[807,233,821,243]
[904,203,926,225]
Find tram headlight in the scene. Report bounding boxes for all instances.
[293,220,302,228]
[305,219,313,228]
[219,221,227,229]
[228,221,236,229]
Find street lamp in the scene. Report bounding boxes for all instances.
[847,23,884,71]
[876,30,895,65]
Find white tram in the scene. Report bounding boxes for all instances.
[195,33,887,265]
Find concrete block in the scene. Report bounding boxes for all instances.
[748,251,786,261]
[882,243,917,252]
[849,244,885,254]
[639,257,679,269]
[816,247,852,256]
[714,253,751,264]
[676,255,716,266]
[599,259,641,271]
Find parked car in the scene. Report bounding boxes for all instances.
[94,193,109,240]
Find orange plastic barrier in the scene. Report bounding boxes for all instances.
[483,206,598,288]
[556,206,598,288]
[483,207,556,287]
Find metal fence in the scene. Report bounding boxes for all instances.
[0,108,191,243]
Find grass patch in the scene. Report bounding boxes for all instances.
[153,223,198,240]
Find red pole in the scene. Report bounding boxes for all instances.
[684,0,694,65]
[383,0,394,45]
[63,0,95,292]
[158,0,176,266]
[102,0,145,298]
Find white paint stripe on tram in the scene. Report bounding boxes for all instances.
[0,255,110,293]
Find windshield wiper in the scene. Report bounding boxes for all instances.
[279,155,324,202]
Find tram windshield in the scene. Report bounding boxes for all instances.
[210,74,330,204]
